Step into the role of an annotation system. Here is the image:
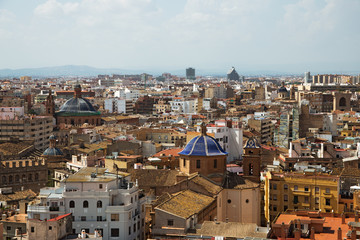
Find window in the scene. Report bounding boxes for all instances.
[183,159,186,167]
[129,226,131,235]
[326,199,331,206]
[305,196,309,203]
[7,226,11,231]
[111,214,119,221]
[273,184,277,190]
[315,197,319,204]
[97,216,102,221]
[83,201,89,208]
[213,159,217,168]
[97,201,102,208]
[69,201,75,208]
[294,185,298,191]
[134,223,136,232]
[326,188,330,193]
[284,205,288,211]
[81,216,86,221]
[284,195,288,202]
[284,184,288,190]
[273,194,277,201]
[49,226,52,230]
[99,184,103,189]
[293,196,299,204]
[31,227,34,232]
[167,220,174,226]
[273,205,277,211]
[315,187,319,193]
[111,228,119,237]
[305,186,309,192]
[196,160,201,168]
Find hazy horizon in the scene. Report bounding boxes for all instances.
[1,0,359,73]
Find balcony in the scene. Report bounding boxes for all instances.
[293,190,311,196]
[27,205,65,214]
[49,206,59,211]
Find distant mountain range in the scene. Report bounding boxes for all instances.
[1,65,356,78]
[0,65,141,78]
[0,65,303,78]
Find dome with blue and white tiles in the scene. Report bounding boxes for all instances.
[43,135,63,156]
[179,124,227,157]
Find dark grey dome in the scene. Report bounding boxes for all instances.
[56,97,100,117]
[278,86,288,93]
[43,147,63,156]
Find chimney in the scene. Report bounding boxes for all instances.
[294,228,301,240]
[281,222,286,239]
[310,227,315,240]
[341,212,345,224]
[337,227,342,240]
[351,230,356,240]
[296,219,301,230]
[355,211,359,222]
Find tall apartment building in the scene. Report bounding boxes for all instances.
[0,116,53,150]
[27,167,146,240]
[104,98,133,114]
[248,118,272,144]
[227,67,240,81]
[264,171,340,223]
[274,107,299,148]
[186,67,195,80]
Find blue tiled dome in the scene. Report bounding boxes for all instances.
[179,135,228,156]
[43,147,63,156]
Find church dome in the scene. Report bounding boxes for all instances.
[179,135,227,156]
[278,86,288,93]
[57,97,100,116]
[43,147,63,156]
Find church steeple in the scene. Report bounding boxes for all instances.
[74,84,82,98]
[45,89,55,116]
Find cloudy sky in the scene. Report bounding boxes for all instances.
[0,0,359,73]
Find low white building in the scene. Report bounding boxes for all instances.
[27,167,146,240]
[170,98,197,114]
[204,120,243,162]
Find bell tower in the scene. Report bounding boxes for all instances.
[45,90,55,116]
[243,137,261,183]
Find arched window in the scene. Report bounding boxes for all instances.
[97,201,102,208]
[2,176,6,184]
[83,200,89,208]
[28,174,32,182]
[339,97,346,107]
[22,174,26,182]
[15,175,20,182]
[69,201,75,208]
[9,175,13,183]
[35,173,39,181]
[249,163,254,176]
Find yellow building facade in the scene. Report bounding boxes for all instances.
[264,171,340,222]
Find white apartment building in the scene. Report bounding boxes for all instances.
[203,120,243,162]
[170,98,197,114]
[104,98,133,114]
[114,89,139,101]
[27,167,146,240]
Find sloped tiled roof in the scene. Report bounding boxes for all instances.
[155,190,214,219]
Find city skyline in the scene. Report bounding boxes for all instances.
[0,0,359,73]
